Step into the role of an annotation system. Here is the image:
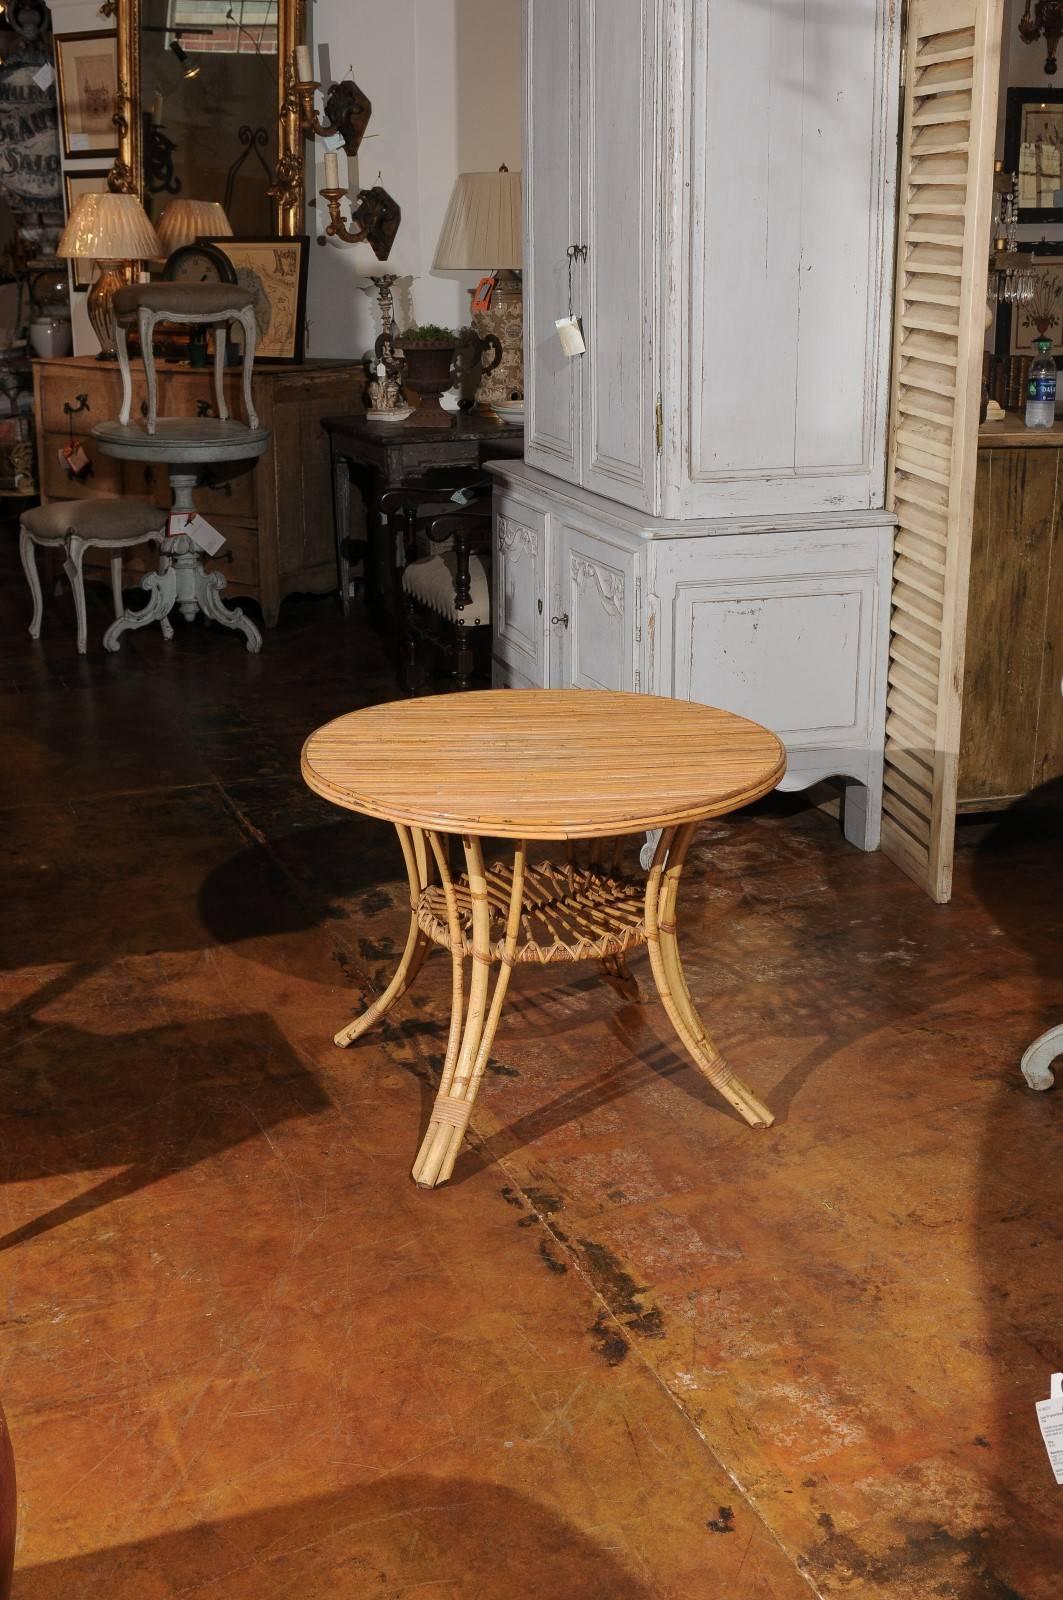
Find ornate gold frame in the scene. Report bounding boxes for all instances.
[110,0,305,235]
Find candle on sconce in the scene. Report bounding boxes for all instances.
[323,150,341,190]
[295,45,312,82]
[151,90,163,122]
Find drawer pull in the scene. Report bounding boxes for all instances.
[196,400,212,418]
[63,393,89,418]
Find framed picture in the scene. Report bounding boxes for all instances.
[62,169,110,291]
[54,31,118,160]
[1003,86,1063,223]
[995,245,1063,365]
[203,235,309,363]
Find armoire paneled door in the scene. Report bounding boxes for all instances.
[881,0,1005,901]
[523,0,899,522]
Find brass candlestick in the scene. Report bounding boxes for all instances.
[294,78,336,141]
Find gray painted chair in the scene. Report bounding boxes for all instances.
[112,282,259,433]
[19,499,170,654]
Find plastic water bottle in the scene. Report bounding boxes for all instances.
[1026,337,1057,429]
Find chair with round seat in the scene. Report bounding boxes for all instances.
[19,498,171,654]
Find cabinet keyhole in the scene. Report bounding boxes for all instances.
[551,612,569,628]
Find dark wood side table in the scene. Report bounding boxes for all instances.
[321,410,523,621]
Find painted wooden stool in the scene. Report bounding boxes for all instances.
[302,688,786,1187]
[19,499,170,654]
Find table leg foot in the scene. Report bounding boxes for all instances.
[412,835,526,1188]
[199,572,262,652]
[335,919,429,1046]
[1021,1023,1063,1091]
[645,825,774,1129]
[103,568,176,652]
[335,826,431,1046]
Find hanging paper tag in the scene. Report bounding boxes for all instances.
[1036,1373,1063,1484]
[556,315,586,357]
[32,63,54,91]
[59,440,90,477]
[471,275,496,315]
[168,512,226,555]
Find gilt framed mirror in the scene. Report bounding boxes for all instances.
[111,0,305,236]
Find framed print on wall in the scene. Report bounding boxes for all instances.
[54,31,118,161]
[203,235,309,363]
[1003,86,1063,224]
[62,169,110,291]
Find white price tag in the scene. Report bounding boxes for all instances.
[32,63,54,90]
[555,315,586,357]
[1036,1373,1063,1484]
[167,512,226,555]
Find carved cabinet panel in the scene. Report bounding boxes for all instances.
[492,502,547,688]
[555,519,637,691]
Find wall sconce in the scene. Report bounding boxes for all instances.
[292,45,401,260]
[293,49,372,156]
[1019,1,1063,76]
[319,151,400,259]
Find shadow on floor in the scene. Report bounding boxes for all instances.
[0,997,330,1251]
[969,781,1063,1595]
[13,1477,657,1600]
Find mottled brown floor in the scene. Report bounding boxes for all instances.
[0,537,1060,1598]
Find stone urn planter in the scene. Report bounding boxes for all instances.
[399,329,457,427]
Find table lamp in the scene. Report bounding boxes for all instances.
[156,199,233,256]
[433,165,523,412]
[57,193,164,360]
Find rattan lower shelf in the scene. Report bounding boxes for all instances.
[416,859,647,964]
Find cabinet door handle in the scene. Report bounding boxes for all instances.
[551,612,569,628]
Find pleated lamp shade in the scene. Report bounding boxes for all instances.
[433,167,522,271]
[156,199,233,254]
[57,192,164,262]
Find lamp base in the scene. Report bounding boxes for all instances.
[473,268,523,410]
[87,260,129,360]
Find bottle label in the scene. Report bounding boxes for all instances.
[1029,375,1057,402]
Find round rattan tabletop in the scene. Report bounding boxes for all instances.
[300,689,786,840]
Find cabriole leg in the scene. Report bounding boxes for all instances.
[645,824,774,1128]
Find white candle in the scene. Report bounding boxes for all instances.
[323,150,341,190]
[295,45,312,82]
[151,90,163,122]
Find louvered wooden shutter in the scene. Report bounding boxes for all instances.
[882,0,1003,902]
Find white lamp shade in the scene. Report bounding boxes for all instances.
[156,199,234,253]
[57,192,164,262]
[433,168,522,271]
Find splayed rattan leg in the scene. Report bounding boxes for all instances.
[335,824,431,1046]
[412,835,526,1188]
[645,824,773,1128]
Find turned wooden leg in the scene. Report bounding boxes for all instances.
[335,824,431,1046]
[645,824,773,1128]
[412,833,526,1188]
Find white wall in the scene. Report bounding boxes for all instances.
[304,0,521,359]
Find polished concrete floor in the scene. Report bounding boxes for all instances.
[1,542,1061,1598]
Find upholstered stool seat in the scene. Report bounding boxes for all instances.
[19,498,169,653]
[113,283,256,321]
[401,550,490,626]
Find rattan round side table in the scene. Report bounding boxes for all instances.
[301,689,786,1188]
